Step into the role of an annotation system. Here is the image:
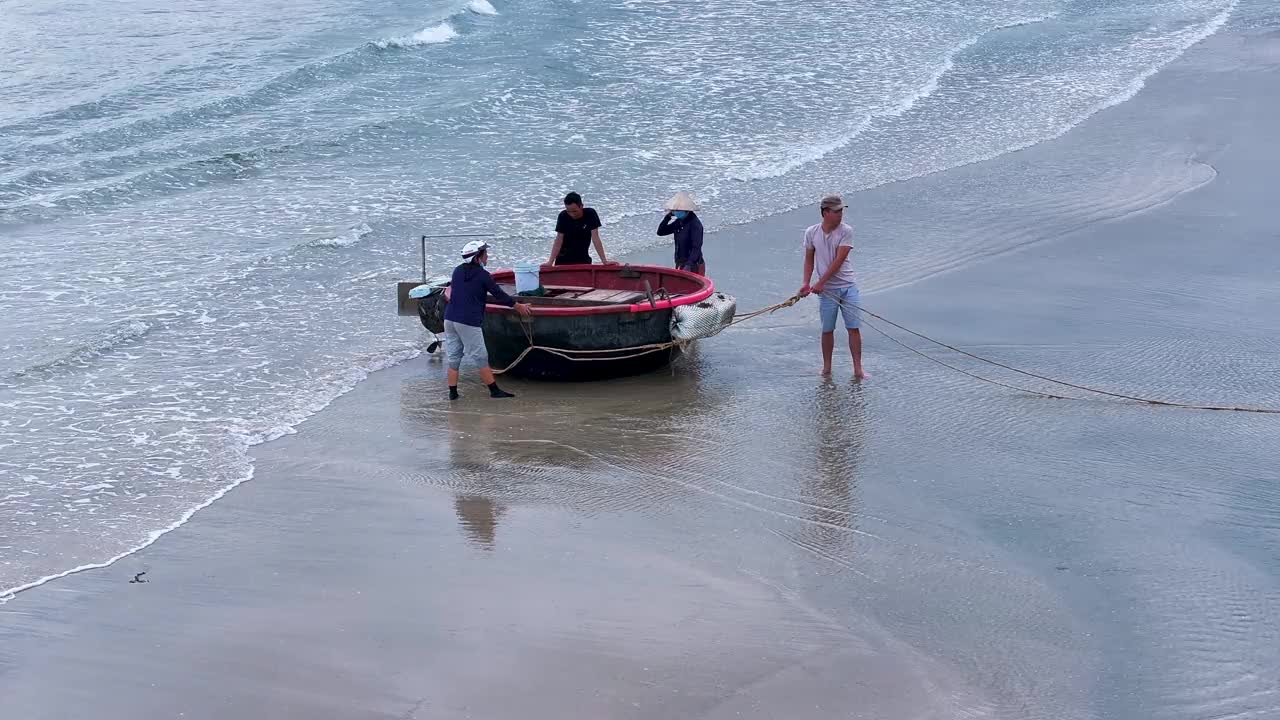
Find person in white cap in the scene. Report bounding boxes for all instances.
[443,240,532,400]
[656,191,705,275]
[798,193,867,380]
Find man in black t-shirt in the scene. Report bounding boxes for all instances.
[548,191,616,266]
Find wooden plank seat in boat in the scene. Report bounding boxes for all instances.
[574,289,646,303]
[540,284,594,295]
[490,284,647,307]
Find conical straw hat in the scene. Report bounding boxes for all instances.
[664,191,697,211]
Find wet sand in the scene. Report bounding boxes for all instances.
[4,26,1280,720]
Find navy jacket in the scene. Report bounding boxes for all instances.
[656,212,704,269]
[443,262,516,327]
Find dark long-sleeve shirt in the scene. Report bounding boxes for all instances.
[443,262,516,327]
[656,212,704,270]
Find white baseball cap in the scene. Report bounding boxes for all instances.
[461,239,489,258]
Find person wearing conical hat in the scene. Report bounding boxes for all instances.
[656,191,705,276]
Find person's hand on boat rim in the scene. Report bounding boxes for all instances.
[514,302,533,317]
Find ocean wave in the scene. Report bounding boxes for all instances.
[0,49,364,167]
[901,0,1239,191]
[373,22,459,50]
[307,223,375,248]
[6,11,475,155]
[727,117,872,183]
[2,319,158,385]
[724,13,1061,183]
[998,13,1061,31]
[0,58,381,206]
[716,3,1231,192]
[0,145,297,222]
[1084,0,1236,117]
[884,12,1059,120]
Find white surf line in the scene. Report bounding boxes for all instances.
[1,344,424,603]
[876,0,1241,194]
[705,1,1237,253]
[729,10,1063,184]
[0,464,257,603]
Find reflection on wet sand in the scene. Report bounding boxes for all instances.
[395,360,886,566]
[452,494,506,550]
[444,406,508,550]
[383,365,1005,718]
[769,383,870,574]
[811,383,868,525]
[398,367,725,549]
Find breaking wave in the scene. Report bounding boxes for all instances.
[373,22,459,50]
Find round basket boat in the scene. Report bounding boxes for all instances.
[419,263,716,381]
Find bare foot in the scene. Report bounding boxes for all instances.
[820,367,832,378]
[853,370,870,381]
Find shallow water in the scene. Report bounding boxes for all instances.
[2,54,1279,713]
[3,8,1280,720]
[0,0,1261,596]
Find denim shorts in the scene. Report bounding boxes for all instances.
[819,285,861,332]
[444,320,490,370]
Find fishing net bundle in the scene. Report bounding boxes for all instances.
[670,292,737,342]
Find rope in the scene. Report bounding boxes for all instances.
[493,341,678,375]
[819,293,1278,414]
[491,293,806,375]
[726,294,803,325]
[492,312,682,375]
[855,314,1076,401]
[483,288,1279,414]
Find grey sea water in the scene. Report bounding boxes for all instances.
[0,0,1256,600]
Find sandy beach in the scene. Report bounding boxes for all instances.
[3,21,1280,720]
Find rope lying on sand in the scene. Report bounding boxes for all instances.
[493,340,678,374]
[492,291,1279,414]
[843,300,1279,414]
